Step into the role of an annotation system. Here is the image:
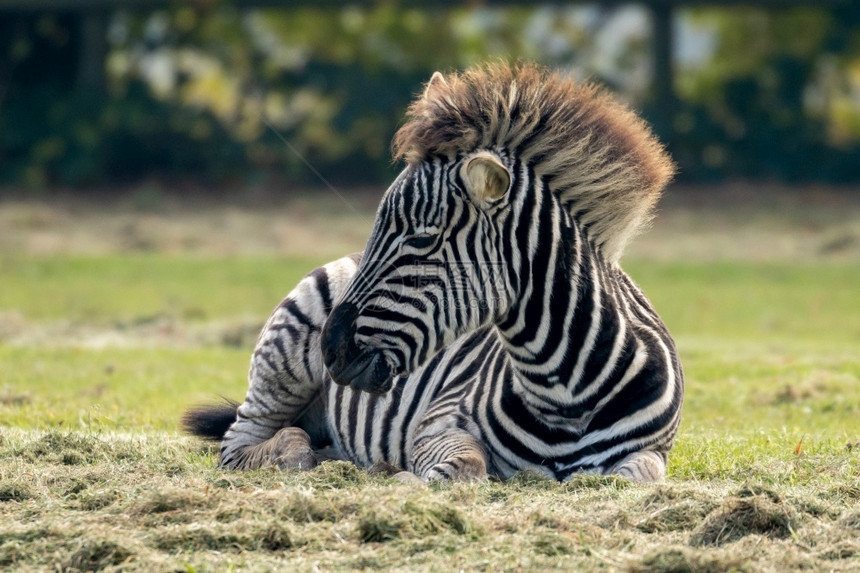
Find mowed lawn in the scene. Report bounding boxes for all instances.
[1,253,859,571]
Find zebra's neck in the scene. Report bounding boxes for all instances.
[495,201,629,421]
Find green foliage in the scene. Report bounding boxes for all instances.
[5,7,858,188]
[2,7,566,188]
[0,81,248,187]
[669,7,860,183]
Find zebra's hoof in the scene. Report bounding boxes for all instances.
[392,471,426,486]
[367,461,403,476]
[610,450,666,483]
[274,447,319,471]
[270,427,319,471]
[425,459,487,482]
[232,426,319,471]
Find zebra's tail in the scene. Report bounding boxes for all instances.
[181,398,239,441]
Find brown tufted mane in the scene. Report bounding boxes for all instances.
[392,62,675,262]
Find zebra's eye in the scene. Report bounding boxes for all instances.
[403,233,437,250]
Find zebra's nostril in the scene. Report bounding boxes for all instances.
[349,352,394,394]
[321,302,398,393]
[321,302,361,382]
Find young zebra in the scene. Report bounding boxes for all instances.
[183,63,683,482]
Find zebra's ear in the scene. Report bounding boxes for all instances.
[423,71,448,100]
[461,152,511,204]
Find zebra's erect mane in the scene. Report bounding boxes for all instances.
[392,62,675,262]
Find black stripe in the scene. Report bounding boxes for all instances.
[311,266,333,312]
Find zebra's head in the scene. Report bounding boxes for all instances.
[321,63,673,394]
[321,150,516,394]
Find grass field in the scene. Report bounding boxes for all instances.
[1,188,859,571]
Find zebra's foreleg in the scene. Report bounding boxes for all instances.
[219,337,325,470]
[227,426,319,470]
[201,256,362,471]
[219,307,329,469]
[608,450,666,483]
[410,428,489,481]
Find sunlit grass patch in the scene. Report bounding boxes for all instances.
[0,428,858,571]
[627,261,860,343]
[357,501,475,543]
[689,493,795,546]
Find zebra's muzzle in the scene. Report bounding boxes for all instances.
[321,302,396,394]
[332,349,395,394]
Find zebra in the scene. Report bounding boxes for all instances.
[183,62,683,483]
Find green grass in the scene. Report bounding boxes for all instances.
[627,260,860,343]
[1,254,859,571]
[0,346,249,430]
[0,254,323,322]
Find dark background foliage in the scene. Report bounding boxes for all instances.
[1,3,859,190]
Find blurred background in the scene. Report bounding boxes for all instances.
[1,0,859,191]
